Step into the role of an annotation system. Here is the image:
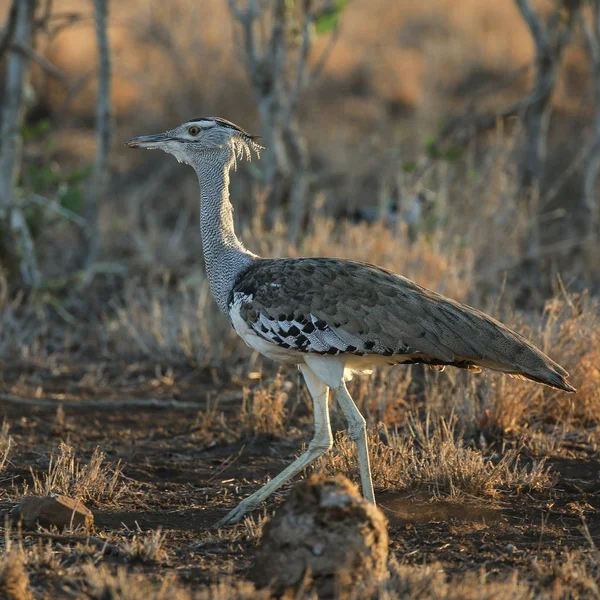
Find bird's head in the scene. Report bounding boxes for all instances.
[125,117,263,167]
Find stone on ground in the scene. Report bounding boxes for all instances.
[10,494,94,530]
[253,474,388,596]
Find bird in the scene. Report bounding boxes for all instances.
[126,117,576,527]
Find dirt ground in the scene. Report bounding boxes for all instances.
[0,360,599,598]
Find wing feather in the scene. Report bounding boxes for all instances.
[229,257,574,391]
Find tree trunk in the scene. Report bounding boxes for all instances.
[84,0,112,270]
[0,0,39,285]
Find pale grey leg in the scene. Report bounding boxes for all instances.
[334,381,376,504]
[215,364,333,527]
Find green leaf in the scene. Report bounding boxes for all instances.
[443,145,464,162]
[22,119,50,142]
[67,164,92,185]
[424,135,441,159]
[314,0,347,35]
[58,185,83,214]
[401,160,417,173]
[28,164,61,192]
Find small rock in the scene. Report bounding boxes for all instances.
[10,495,93,530]
[253,474,388,597]
[505,543,517,554]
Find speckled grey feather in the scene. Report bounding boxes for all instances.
[230,257,575,391]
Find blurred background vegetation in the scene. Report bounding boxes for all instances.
[0,0,598,383]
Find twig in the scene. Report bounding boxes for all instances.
[21,531,125,557]
[9,41,68,86]
[288,4,313,116]
[515,0,547,51]
[309,21,341,84]
[580,3,600,236]
[0,394,206,410]
[227,0,259,75]
[25,194,90,231]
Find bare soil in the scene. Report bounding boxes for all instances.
[1,361,598,595]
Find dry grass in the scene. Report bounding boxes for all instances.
[28,443,125,505]
[107,278,231,366]
[121,527,168,565]
[0,548,32,600]
[319,417,556,499]
[81,564,270,600]
[82,564,185,600]
[239,374,289,438]
[383,559,532,600]
[0,420,13,474]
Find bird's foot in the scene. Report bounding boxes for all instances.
[214,498,258,528]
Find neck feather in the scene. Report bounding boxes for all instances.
[193,149,256,314]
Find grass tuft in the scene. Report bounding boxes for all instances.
[29,443,125,505]
[320,417,556,499]
[121,527,168,564]
[239,374,288,438]
[0,546,32,600]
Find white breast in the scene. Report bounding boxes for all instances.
[229,293,302,364]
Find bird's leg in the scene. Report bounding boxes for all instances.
[333,381,375,504]
[215,364,333,527]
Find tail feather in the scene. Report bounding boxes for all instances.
[475,358,576,393]
[506,370,576,393]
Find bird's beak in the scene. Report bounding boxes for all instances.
[125,132,171,149]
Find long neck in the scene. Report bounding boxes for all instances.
[193,149,256,314]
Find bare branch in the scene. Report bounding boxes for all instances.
[0,0,19,61]
[309,21,341,84]
[26,194,91,231]
[9,41,69,86]
[267,0,286,91]
[515,0,547,53]
[579,10,598,61]
[226,0,245,20]
[288,4,313,115]
[581,1,600,236]
[227,0,259,78]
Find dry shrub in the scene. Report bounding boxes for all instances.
[121,528,168,564]
[411,292,599,441]
[0,420,12,474]
[21,540,62,573]
[532,550,600,599]
[345,367,414,428]
[531,293,600,427]
[83,564,188,600]
[193,375,290,443]
[239,374,289,438]
[320,417,555,498]
[192,513,268,551]
[382,557,532,600]
[30,443,125,506]
[107,277,234,365]
[192,397,232,443]
[253,218,474,304]
[0,548,32,600]
[194,581,271,600]
[83,564,268,600]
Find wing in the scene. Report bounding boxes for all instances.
[228,257,574,391]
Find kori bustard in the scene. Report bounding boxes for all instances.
[127,118,575,527]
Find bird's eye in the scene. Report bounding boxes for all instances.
[188,126,200,136]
